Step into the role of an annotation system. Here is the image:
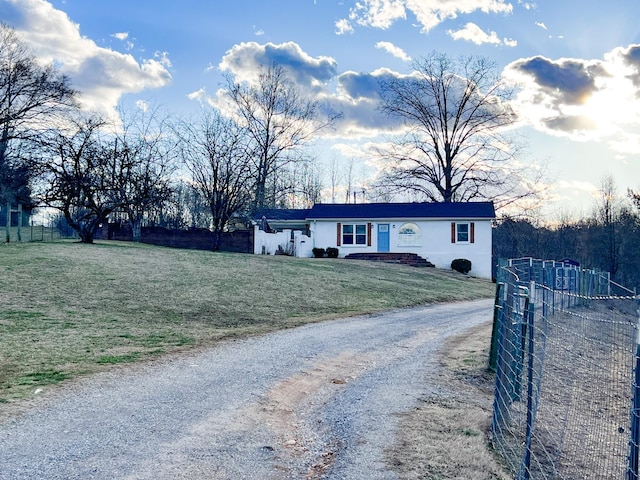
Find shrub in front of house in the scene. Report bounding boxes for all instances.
[326,247,339,258]
[312,247,326,258]
[451,258,472,274]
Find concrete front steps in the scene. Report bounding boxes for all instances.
[344,252,435,268]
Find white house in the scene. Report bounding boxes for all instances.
[254,202,495,279]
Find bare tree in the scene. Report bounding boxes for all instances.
[344,157,354,203]
[377,52,536,207]
[593,175,623,276]
[37,116,119,243]
[177,109,252,249]
[278,159,322,208]
[329,156,340,203]
[629,188,640,211]
[226,63,339,212]
[112,106,177,242]
[296,160,322,208]
[0,23,76,211]
[158,179,210,230]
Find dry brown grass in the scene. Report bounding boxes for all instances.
[387,322,511,480]
[0,240,494,415]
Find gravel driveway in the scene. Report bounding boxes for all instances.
[0,299,493,479]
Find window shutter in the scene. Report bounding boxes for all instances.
[470,222,475,244]
[451,222,456,243]
[367,223,372,246]
[337,223,341,246]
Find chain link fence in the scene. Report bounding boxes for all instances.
[491,258,639,479]
[1,224,78,242]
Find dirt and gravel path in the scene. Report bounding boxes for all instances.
[0,299,493,479]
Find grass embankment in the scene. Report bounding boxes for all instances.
[0,240,493,407]
[387,322,511,479]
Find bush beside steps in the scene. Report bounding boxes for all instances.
[451,258,472,274]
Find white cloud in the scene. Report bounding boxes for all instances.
[448,23,501,45]
[535,21,547,30]
[154,50,172,68]
[2,0,172,118]
[187,87,208,102]
[348,0,406,30]
[135,99,149,112]
[213,41,404,140]
[608,132,640,156]
[219,41,337,90]
[335,18,354,35]
[447,23,516,47]
[338,0,513,33]
[408,0,512,32]
[375,41,411,62]
[503,48,640,147]
[111,32,134,51]
[332,142,372,159]
[519,1,537,10]
[557,179,598,194]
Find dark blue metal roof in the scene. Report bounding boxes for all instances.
[307,202,495,220]
[255,208,312,221]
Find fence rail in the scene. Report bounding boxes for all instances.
[1,225,77,242]
[491,258,639,479]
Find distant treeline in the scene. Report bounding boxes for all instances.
[493,211,640,291]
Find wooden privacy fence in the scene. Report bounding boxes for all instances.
[101,223,253,253]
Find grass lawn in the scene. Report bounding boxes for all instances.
[0,240,494,406]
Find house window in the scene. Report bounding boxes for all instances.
[398,223,421,246]
[451,222,475,244]
[338,223,370,246]
[457,223,469,242]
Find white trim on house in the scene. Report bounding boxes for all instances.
[254,202,495,279]
[309,217,492,278]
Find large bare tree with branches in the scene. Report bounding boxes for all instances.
[176,109,253,249]
[0,23,76,211]
[35,109,177,244]
[112,106,177,242]
[376,52,538,208]
[37,115,119,243]
[226,64,339,212]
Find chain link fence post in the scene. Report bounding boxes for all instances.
[489,282,504,372]
[630,301,640,480]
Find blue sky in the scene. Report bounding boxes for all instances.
[3,0,640,220]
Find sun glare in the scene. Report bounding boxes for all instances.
[581,92,628,133]
[573,72,638,136]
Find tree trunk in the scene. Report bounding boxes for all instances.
[131,220,142,243]
[78,221,96,243]
[253,159,270,212]
[5,201,10,242]
[443,147,453,202]
[64,211,97,244]
[212,229,221,251]
[79,229,94,243]
[17,203,22,242]
[254,180,266,212]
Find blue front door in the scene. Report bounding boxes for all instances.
[378,224,390,252]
